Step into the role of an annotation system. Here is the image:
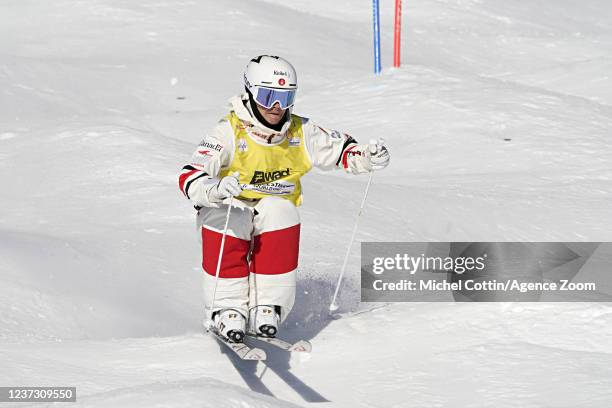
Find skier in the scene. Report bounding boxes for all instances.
[179,55,390,343]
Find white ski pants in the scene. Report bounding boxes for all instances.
[197,196,300,322]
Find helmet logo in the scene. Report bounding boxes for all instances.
[278,78,286,86]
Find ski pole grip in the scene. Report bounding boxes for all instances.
[369,137,385,154]
[369,139,378,154]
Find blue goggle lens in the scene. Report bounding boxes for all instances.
[254,87,296,109]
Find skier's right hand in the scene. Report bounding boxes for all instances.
[209,172,243,202]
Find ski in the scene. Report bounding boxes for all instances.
[246,334,312,353]
[209,330,267,360]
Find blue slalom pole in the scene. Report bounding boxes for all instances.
[373,0,382,74]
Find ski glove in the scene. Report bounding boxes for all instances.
[365,139,390,171]
[208,171,243,203]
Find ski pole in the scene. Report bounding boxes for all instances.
[329,141,379,312]
[204,196,234,330]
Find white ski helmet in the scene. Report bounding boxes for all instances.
[244,55,297,109]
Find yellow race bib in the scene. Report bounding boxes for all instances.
[220,112,313,206]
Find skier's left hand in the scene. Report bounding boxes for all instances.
[365,138,390,171]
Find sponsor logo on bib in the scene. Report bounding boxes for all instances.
[237,138,248,153]
[243,180,296,195]
[250,168,291,184]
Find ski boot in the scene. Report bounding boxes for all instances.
[213,309,246,343]
[248,305,281,338]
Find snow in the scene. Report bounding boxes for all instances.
[1,0,612,407]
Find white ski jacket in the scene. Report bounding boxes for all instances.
[179,94,375,208]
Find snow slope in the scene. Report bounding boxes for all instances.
[1,0,611,406]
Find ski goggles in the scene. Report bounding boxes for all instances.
[253,87,296,109]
